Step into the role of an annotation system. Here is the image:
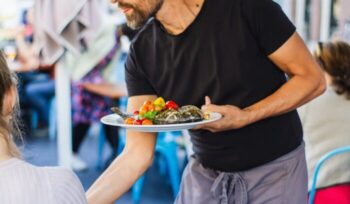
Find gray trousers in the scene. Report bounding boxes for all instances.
[175,143,308,204]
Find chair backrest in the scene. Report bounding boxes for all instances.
[309,146,350,204]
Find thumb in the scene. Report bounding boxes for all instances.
[205,96,211,105]
[202,103,222,112]
[202,96,211,110]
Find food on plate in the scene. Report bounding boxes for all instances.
[179,105,206,122]
[154,109,183,124]
[111,97,210,125]
[124,118,136,125]
[165,100,179,110]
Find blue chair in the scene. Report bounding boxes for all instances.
[132,175,145,204]
[30,109,39,131]
[96,124,107,170]
[131,131,182,203]
[96,124,125,170]
[309,146,350,204]
[30,97,56,140]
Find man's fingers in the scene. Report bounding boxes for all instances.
[202,96,211,110]
[192,125,202,130]
[205,96,211,105]
[202,104,213,112]
[192,126,215,132]
[202,104,226,113]
[194,120,221,131]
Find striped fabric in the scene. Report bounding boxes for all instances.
[0,158,87,204]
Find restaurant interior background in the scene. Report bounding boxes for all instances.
[0,0,349,203]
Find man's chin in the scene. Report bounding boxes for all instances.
[126,19,147,30]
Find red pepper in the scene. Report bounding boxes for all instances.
[165,100,179,110]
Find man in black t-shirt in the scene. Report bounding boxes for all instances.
[87,0,326,203]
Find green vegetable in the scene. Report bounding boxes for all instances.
[144,111,158,121]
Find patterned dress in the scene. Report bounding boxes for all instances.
[71,36,119,125]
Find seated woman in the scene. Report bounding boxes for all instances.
[298,41,350,204]
[0,52,87,204]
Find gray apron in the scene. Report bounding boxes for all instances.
[175,143,308,204]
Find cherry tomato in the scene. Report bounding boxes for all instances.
[133,110,140,115]
[142,119,153,125]
[165,100,179,110]
[134,119,143,125]
[124,118,135,124]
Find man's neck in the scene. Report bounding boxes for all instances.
[156,0,205,35]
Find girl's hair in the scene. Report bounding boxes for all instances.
[315,41,350,99]
[0,51,21,157]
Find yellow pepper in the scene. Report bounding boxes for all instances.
[153,97,166,110]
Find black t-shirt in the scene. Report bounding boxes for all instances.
[125,0,303,172]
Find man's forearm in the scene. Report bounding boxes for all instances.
[87,151,152,204]
[87,96,157,204]
[243,73,326,125]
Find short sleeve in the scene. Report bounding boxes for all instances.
[125,45,157,96]
[242,0,296,55]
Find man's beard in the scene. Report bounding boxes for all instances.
[120,0,163,29]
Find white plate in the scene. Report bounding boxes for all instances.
[101,112,222,132]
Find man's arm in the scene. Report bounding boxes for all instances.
[198,32,326,132]
[81,83,128,99]
[87,95,157,204]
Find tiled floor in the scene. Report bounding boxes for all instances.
[22,133,174,204]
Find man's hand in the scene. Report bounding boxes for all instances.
[195,96,252,132]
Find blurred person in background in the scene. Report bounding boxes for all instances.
[14,7,55,136]
[30,0,126,171]
[70,25,123,171]
[0,52,87,204]
[80,23,138,99]
[76,22,139,104]
[87,0,325,203]
[298,41,350,204]
[71,22,138,171]
[75,23,138,171]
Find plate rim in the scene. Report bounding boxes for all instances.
[101,112,222,131]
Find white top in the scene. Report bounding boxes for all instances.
[0,158,87,204]
[298,88,350,190]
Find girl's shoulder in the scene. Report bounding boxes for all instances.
[43,166,87,204]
